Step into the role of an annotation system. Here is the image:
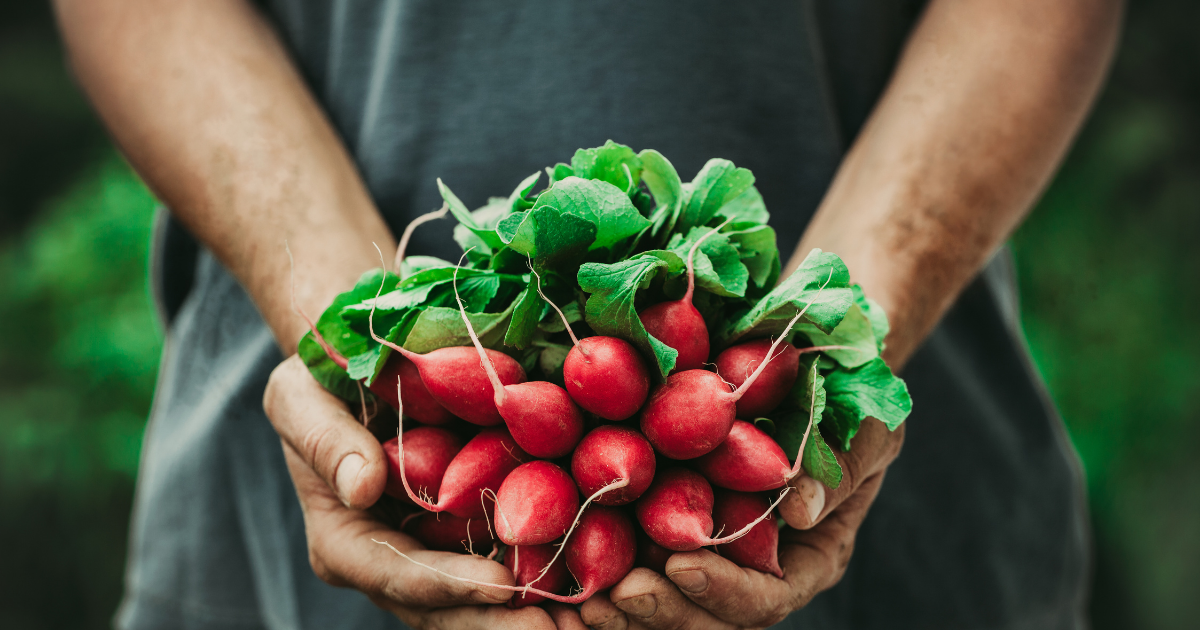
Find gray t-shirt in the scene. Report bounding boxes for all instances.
[117,2,1090,628]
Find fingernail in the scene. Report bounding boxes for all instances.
[796,476,826,527]
[336,453,366,507]
[614,593,657,619]
[669,569,709,593]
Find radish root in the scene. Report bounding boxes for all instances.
[529,261,583,353]
[705,486,791,545]
[684,217,736,304]
[452,249,509,407]
[522,477,630,592]
[395,203,449,275]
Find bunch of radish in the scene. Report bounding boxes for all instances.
[296,143,912,607]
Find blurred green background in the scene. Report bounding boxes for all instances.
[0,2,1196,629]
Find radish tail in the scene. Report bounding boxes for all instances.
[452,250,507,406]
[785,366,819,481]
[373,539,592,604]
[684,216,735,304]
[705,486,791,546]
[528,261,582,352]
[395,203,449,276]
[523,477,630,590]
[367,244,420,362]
[392,377,441,512]
[730,268,834,402]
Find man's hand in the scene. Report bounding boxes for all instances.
[583,0,1120,625]
[264,356,562,630]
[579,421,900,630]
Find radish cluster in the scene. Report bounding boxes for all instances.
[301,229,827,608]
[294,143,913,609]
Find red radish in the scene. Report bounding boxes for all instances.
[382,426,463,502]
[693,420,790,492]
[570,425,656,506]
[638,222,731,374]
[531,266,650,420]
[636,531,673,574]
[714,339,800,418]
[634,468,788,552]
[493,461,580,546]
[374,505,636,604]
[714,338,856,419]
[712,489,783,577]
[398,424,531,519]
[402,512,493,553]
[639,271,835,460]
[370,354,454,425]
[451,262,584,458]
[366,247,528,427]
[503,543,572,608]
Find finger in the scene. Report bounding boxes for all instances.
[544,602,589,630]
[602,568,738,630]
[284,443,516,608]
[417,603,559,630]
[776,472,887,607]
[779,418,903,529]
[664,550,793,628]
[265,354,386,508]
[581,593,627,630]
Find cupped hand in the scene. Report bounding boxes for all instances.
[263,355,571,630]
[581,418,903,630]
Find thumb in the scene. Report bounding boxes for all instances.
[264,354,387,508]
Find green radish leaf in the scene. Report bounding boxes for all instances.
[549,162,574,183]
[676,159,755,233]
[720,248,854,346]
[456,274,501,313]
[504,281,543,349]
[400,255,454,278]
[497,206,598,264]
[439,178,506,250]
[795,301,879,368]
[571,141,642,192]
[725,222,779,289]
[803,425,843,489]
[298,268,398,401]
[666,226,749,298]
[507,171,542,211]
[345,311,418,383]
[853,284,890,353]
[822,357,912,451]
[453,197,510,255]
[715,186,770,226]
[536,341,572,386]
[402,299,517,353]
[578,250,685,379]
[532,176,650,250]
[639,149,684,239]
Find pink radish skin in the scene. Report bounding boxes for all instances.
[640,271,836,460]
[370,354,454,425]
[640,300,709,374]
[530,266,651,421]
[382,427,463,502]
[635,468,789,552]
[635,468,715,551]
[504,543,571,608]
[374,505,637,605]
[693,420,790,492]
[452,263,584,458]
[714,339,801,418]
[402,512,493,553]
[562,336,651,420]
[637,223,730,374]
[570,425,656,506]
[400,426,531,519]
[494,461,580,546]
[712,489,783,577]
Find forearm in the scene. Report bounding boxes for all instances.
[789,0,1122,368]
[54,0,393,354]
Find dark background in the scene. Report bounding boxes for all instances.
[0,2,1196,628]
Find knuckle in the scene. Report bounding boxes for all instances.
[308,545,339,586]
[301,421,340,479]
